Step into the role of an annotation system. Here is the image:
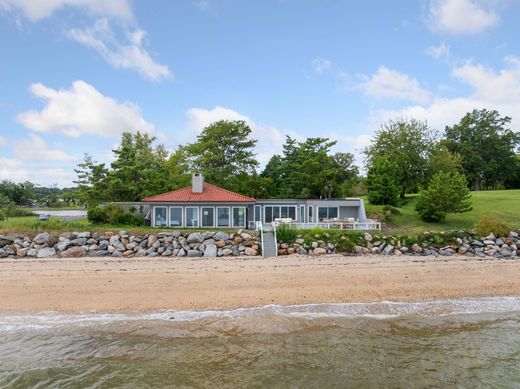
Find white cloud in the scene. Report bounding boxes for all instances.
[186,106,287,165]
[0,0,133,22]
[68,19,171,82]
[425,42,451,61]
[17,80,155,138]
[14,134,74,161]
[372,58,520,131]
[0,156,76,187]
[428,0,499,35]
[311,57,332,74]
[357,66,432,104]
[452,57,520,103]
[0,136,6,146]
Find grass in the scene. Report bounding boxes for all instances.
[365,189,520,234]
[1,190,519,236]
[0,216,239,235]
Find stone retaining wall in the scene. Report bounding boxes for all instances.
[0,230,260,259]
[278,230,520,258]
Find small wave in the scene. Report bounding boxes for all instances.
[2,296,520,333]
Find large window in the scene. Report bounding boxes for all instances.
[217,207,230,227]
[185,207,199,227]
[308,206,313,223]
[169,207,183,227]
[254,205,261,222]
[232,207,246,227]
[201,207,214,227]
[263,205,297,222]
[265,206,273,223]
[300,206,305,223]
[154,206,167,227]
[318,207,338,222]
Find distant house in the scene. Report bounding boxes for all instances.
[141,174,379,230]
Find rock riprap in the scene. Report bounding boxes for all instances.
[0,230,260,259]
[276,230,520,259]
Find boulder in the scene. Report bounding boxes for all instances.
[203,244,218,257]
[37,247,56,258]
[240,232,253,240]
[245,247,257,256]
[56,240,71,251]
[187,233,203,244]
[383,244,394,255]
[187,249,203,257]
[364,233,373,242]
[147,234,158,247]
[177,248,186,257]
[33,232,50,245]
[77,231,91,238]
[313,247,327,255]
[412,243,422,254]
[26,248,38,257]
[61,246,87,258]
[222,248,233,256]
[16,248,28,257]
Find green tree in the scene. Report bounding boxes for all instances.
[366,157,400,206]
[184,120,259,189]
[415,171,472,222]
[365,118,435,198]
[74,154,109,206]
[261,137,355,199]
[108,131,171,201]
[0,193,14,221]
[0,180,34,206]
[444,109,520,190]
[427,145,463,180]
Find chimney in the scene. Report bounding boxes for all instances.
[192,173,204,193]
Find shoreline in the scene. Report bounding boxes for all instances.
[1,255,520,313]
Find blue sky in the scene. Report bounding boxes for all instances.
[1,0,519,187]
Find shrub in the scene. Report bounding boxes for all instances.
[7,208,35,217]
[0,209,6,221]
[88,204,144,226]
[416,171,472,222]
[275,223,298,244]
[475,216,512,237]
[366,157,400,206]
[87,206,110,224]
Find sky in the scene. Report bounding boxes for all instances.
[1,0,519,187]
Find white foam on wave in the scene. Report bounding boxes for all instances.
[2,296,520,332]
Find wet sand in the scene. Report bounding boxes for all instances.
[1,255,520,313]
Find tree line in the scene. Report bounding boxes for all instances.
[1,108,518,224]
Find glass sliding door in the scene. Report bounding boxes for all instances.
[153,206,167,227]
[308,206,313,223]
[288,206,296,220]
[185,207,199,227]
[217,207,230,227]
[317,207,339,222]
[254,205,261,222]
[201,207,214,227]
[265,206,273,223]
[169,207,183,227]
[299,206,305,223]
[232,207,246,227]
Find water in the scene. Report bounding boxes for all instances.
[2,298,520,388]
[32,210,87,221]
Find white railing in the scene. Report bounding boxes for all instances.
[271,221,278,255]
[272,220,381,230]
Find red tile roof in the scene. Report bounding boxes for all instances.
[142,183,255,203]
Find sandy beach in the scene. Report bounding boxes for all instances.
[1,255,520,313]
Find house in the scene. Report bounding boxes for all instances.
[141,174,379,230]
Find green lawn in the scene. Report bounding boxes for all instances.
[0,216,238,234]
[1,190,519,235]
[365,189,520,234]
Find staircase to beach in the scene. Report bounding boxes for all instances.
[261,224,278,257]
